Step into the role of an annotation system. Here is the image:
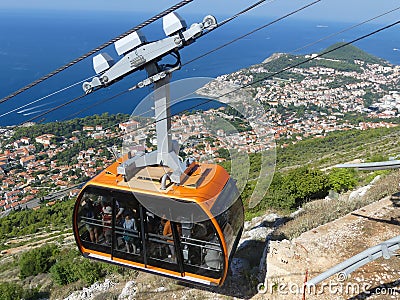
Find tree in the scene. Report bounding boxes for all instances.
[283,166,330,206]
[50,248,105,286]
[50,260,79,285]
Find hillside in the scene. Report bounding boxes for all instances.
[0,43,399,299]
[321,42,388,65]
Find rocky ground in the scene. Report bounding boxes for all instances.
[257,197,400,300]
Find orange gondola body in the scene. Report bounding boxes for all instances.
[73,157,244,286]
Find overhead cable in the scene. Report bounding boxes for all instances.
[146,20,400,130]
[21,0,318,124]
[291,6,400,53]
[58,19,400,152]
[0,0,194,105]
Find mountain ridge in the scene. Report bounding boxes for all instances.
[261,42,389,67]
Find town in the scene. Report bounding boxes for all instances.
[0,44,399,212]
[202,47,400,141]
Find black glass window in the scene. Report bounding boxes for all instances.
[180,220,224,279]
[76,187,145,262]
[212,179,244,258]
[112,191,143,263]
[77,188,112,254]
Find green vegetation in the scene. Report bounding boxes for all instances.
[328,168,358,193]
[203,114,252,134]
[19,244,58,279]
[1,241,135,290]
[53,136,118,167]
[363,89,378,108]
[326,76,362,89]
[244,166,330,215]
[0,282,40,300]
[305,57,361,72]
[0,243,135,299]
[238,125,400,220]
[50,248,102,285]
[0,102,398,296]
[0,199,74,242]
[277,170,400,239]
[276,126,400,169]
[247,42,389,90]
[11,113,128,141]
[258,51,362,76]
[320,42,387,65]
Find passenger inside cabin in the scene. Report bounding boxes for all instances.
[162,219,181,261]
[102,206,113,245]
[81,196,101,243]
[123,213,137,253]
[82,197,96,243]
[115,199,125,227]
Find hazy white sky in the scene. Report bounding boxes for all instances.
[0,0,399,23]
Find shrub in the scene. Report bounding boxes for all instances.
[328,168,358,193]
[50,260,79,285]
[0,282,39,300]
[19,244,58,279]
[50,248,106,286]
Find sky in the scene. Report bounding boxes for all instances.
[0,0,399,23]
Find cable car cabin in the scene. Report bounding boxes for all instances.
[73,159,244,286]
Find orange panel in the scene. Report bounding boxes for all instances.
[85,160,229,208]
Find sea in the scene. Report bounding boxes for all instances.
[0,9,399,126]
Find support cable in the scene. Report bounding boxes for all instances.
[209,0,274,30]
[115,19,400,141]
[291,6,400,54]
[219,20,400,99]
[20,0,319,124]
[1,0,270,121]
[16,0,397,122]
[59,3,400,126]
[8,6,400,134]
[0,0,194,105]
[0,75,96,119]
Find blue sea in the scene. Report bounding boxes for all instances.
[0,9,399,126]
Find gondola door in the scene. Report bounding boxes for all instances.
[142,207,182,274]
[111,192,145,265]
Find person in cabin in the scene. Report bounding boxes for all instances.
[102,206,113,245]
[123,213,137,253]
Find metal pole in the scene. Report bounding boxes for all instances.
[153,75,173,157]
